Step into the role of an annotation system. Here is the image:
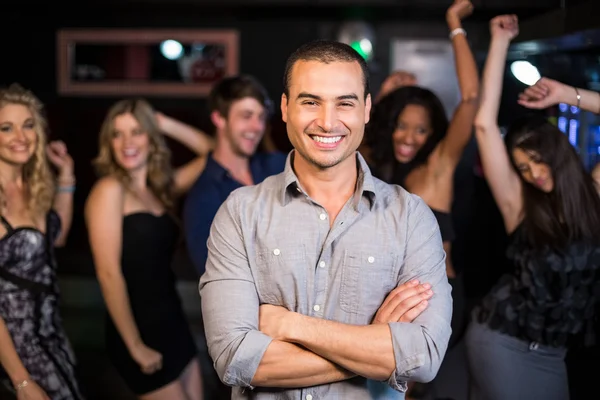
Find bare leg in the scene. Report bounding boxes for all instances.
[180,357,203,400]
[138,379,189,400]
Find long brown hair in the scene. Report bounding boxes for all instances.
[505,116,600,250]
[0,84,54,216]
[93,99,175,209]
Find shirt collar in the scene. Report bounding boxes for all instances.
[204,154,229,181]
[281,150,377,210]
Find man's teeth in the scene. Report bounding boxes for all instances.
[242,133,256,140]
[311,136,342,144]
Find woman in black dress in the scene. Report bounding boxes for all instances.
[469,15,600,399]
[85,99,213,399]
[0,84,83,399]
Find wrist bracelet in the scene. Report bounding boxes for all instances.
[15,379,28,391]
[57,185,76,193]
[449,28,467,40]
[575,87,581,109]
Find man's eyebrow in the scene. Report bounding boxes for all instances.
[297,92,321,101]
[296,93,359,101]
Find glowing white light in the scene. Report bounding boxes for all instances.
[510,61,541,86]
[359,39,373,55]
[160,40,183,60]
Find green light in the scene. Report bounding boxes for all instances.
[351,41,369,60]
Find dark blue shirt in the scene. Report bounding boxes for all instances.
[183,151,287,275]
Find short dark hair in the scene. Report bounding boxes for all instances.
[283,40,370,99]
[208,75,273,118]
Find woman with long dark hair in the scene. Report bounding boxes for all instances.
[468,15,600,399]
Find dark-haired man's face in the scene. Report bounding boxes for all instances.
[219,97,267,158]
[281,60,371,171]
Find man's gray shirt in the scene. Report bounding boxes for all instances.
[199,151,452,399]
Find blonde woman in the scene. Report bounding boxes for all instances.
[0,84,82,399]
[85,99,212,400]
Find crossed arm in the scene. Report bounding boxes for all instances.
[199,193,452,390]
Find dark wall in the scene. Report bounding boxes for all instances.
[1,5,323,277]
[1,3,497,278]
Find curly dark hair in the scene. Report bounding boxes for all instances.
[365,86,448,181]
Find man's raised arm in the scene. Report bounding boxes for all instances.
[199,190,354,389]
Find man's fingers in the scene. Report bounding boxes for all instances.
[387,283,431,308]
[380,279,419,309]
[388,289,433,322]
[399,300,429,323]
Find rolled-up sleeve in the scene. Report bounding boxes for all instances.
[199,191,273,388]
[387,196,453,390]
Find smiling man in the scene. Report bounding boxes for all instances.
[183,75,286,275]
[199,40,452,399]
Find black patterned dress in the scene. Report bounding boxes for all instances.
[0,211,84,399]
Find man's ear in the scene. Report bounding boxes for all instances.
[281,94,288,123]
[364,94,372,124]
[211,110,226,130]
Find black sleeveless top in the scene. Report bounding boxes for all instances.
[430,209,456,243]
[380,162,457,243]
[474,225,600,348]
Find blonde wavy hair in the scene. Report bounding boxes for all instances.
[0,84,55,216]
[93,99,175,209]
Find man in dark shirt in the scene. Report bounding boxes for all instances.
[183,75,286,275]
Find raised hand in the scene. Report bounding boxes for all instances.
[46,141,74,177]
[372,279,433,324]
[447,0,474,23]
[518,77,571,109]
[376,70,417,102]
[490,14,519,41]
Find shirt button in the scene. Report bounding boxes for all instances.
[368,256,375,263]
[313,305,320,312]
[306,395,313,400]
[273,249,281,256]
[319,213,327,221]
[319,261,326,268]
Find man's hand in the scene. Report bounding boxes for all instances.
[259,304,294,341]
[372,279,433,324]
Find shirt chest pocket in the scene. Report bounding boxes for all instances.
[340,248,399,320]
[255,246,307,308]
